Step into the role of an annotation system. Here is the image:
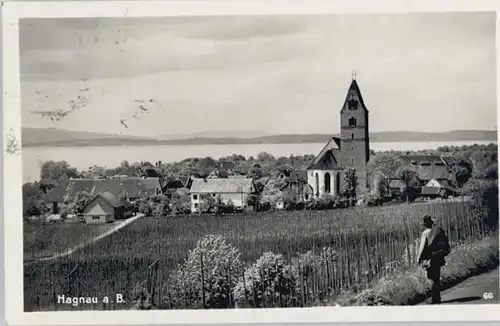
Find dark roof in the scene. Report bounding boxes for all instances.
[42,177,162,202]
[164,180,185,189]
[99,191,124,208]
[421,187,442,195]
[208,168,229,179]
[399,155,443,164]
[83,191,124,211]
[218,161,236,170]
[119,167,142,177]
[441,156,456,167]
[398,155,451,181]
[308,137,342,170]
[40,179,59,186]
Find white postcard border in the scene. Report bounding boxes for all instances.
[3,0,500,325]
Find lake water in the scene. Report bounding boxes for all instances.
[22,140,496,183]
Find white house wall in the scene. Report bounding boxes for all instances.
[190,192,250,213]
[307,169,341,198]
[83,198,115,224]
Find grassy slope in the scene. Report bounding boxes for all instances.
[23,222,116,261]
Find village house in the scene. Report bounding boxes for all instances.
[42,177,163,214]
[387,154,458,199]
[307,76,370,199]
[274,168,313,209]
[275,184,314,209]
[81,191,129,224]
[112,165,160,179]
[162,179,190,197]
[207,168,230,179]
[189,178,256,213]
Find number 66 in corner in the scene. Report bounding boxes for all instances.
[483,292,494,300]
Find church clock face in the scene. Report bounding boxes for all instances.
[348,98,357,110]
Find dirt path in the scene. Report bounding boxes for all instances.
[25,213,145,264]
[418,268,499,305]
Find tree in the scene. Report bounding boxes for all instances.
[40,160,79,183]
[395,167,420,202]
[484,163,498,181]
[341,168,357,200]
[260,179,281,207]
[151,195,171,216]
[370,171,388,200]
[23,182,45,217]
[201,195,217,214]
[365,153,402,188]
[120,160,130,170]
[248,163,265,179]
[170,193,191,215]
[451,157,473,188]
[74,191,93,214]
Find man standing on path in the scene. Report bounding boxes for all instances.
[417,215,451,304]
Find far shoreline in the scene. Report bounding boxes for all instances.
[21,139,499,148]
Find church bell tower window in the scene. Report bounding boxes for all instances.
[349,117,357,127]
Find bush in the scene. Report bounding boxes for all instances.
[462,179,499,231]
[131,281,153,310]
[333,235,499,306]
[233,252,298,308]
[162,235,243,309]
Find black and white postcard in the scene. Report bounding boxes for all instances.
[3,0,500,325]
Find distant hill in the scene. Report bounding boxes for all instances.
[159,130,274,140]
[22,127,158,147]
[22,128,497,147]
[156,130,497,145]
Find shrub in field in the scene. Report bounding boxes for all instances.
[162,235,243,309]
[290,247,338,303]
[343,289,395,306]
[233,252,298,308]
[131,281,153,310]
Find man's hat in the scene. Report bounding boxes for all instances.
[423,214,434,226]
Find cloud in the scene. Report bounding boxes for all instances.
[20,12,497,136]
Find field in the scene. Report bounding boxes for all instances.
[23,221,116,261]
[23,198,489,311]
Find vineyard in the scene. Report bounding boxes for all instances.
[23,221,115,261]
[24,199,492,311]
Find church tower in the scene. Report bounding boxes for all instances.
[340,74,370,194]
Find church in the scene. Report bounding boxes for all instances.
[307,75,370,198]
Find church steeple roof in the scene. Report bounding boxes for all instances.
[341,75,368,113]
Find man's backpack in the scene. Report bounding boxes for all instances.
[429,226,451,258]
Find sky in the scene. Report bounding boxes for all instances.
[20,12,497,138]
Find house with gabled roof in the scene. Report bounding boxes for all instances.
[398,154,454,182]
[82,191,128,224]
[307,76,370,198]
[42,177,162,214]
[189,177,256,213]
